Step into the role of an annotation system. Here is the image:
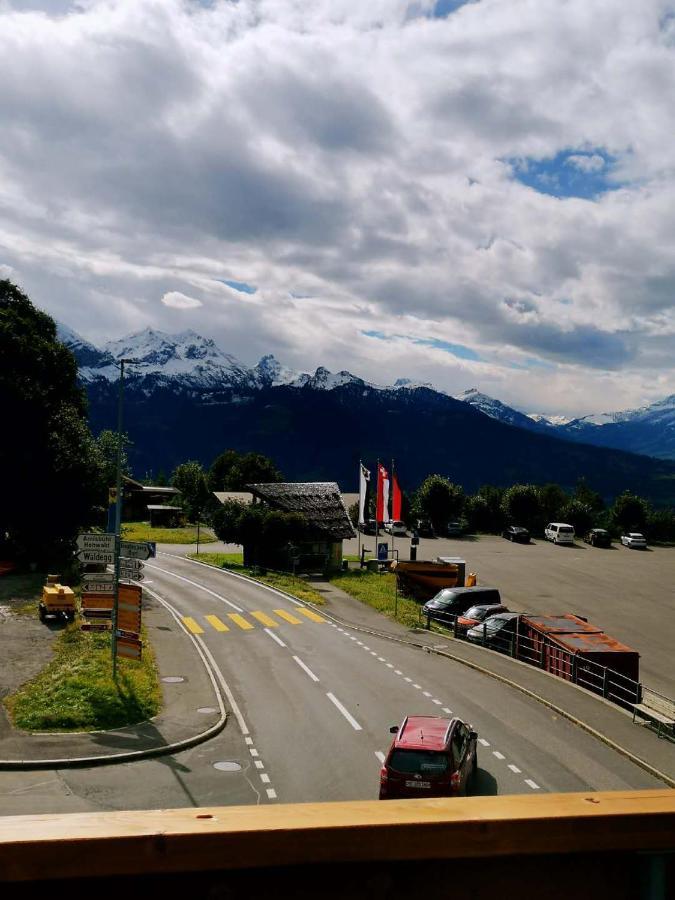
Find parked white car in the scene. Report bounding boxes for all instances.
[544,522,575,544]
[621,532,647,549]
[383,520,407,536]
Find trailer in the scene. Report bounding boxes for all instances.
[392,557,466,602]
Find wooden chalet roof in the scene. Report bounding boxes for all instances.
[247,482,356,540]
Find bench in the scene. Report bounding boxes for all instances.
[633,688,675,738]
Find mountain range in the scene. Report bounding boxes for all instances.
[56,324,675,502]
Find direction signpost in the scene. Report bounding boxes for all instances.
[75,528,150,667]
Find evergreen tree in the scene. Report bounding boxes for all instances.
[0,280,100,565]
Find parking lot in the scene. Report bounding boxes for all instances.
[344,533,675,697]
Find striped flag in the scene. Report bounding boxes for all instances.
[358,463,371,525]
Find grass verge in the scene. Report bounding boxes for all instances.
[328,570,425,630]
[4,623,161,732]
[121,522,216,544]
[188,552,325,606]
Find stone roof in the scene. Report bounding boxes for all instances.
[247,482,355,540]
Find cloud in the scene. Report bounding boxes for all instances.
[0,0,675,418]
[161,291,203,310]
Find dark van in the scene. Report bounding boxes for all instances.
[422,586,502,626]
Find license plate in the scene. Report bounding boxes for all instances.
[405,780,431,788]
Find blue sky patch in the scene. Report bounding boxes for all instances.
[221,279,257,294]
[363,330,481,361]
[432,0,477,17]
[508,149,621,199]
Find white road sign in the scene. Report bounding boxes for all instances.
[82,572,115,584]
[77,533,116,553]
[81,581,115,594]
[120,572,144,582]
[77,550,115,564]
[119,541,152,561]
[118,557,144,572]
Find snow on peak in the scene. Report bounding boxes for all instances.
[393,377,434,390]
[300,366,362,390]
[254,354,299,387]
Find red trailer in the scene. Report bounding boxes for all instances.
[520,614,640,684]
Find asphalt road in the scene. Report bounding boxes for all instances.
[0,551,662,816]
[345,533,675,696]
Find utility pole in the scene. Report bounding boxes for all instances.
[112,358,136,679]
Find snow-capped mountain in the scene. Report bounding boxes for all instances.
[454,388,552,433]
[56,324,675,461]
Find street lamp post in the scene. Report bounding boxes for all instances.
[112,358,136,679]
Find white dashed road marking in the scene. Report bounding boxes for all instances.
[327,692,363,731]
[478,738,490,747]
[265,628,286,647]
[493,751,505,760]
[266,788,277,800]
[508,764,522,774]
[525,779,540,790]
[293,655,320,682]
[374,751,386,764]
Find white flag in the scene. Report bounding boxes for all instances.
[359,463,370,525]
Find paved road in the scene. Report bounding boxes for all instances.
[0,552,662,816]
[143,553,660,802]
[345,533,675,696]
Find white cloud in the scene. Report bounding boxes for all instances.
[566,153,606,173]
[1,0,675,417]
[161,290,203,310]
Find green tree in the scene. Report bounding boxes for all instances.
[171,460,210,521]
[611,491,650,534]
[211,502,306,567]
[476,485,506,532]
[558,499,594,536]
[464,494,494,533]
[501,484,542,530]
[416,476,465,532]
[0,279,101,565]
[647,508,675,543]
[95,430,132,492]
[208,450,282,491]
[538,483,569,524]
[573,477,604,513]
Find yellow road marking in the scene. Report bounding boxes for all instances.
[228,613,255,631]
[183,616,204,634]
[205,615,229,632]
[296,607,325,623]
[251,611,278,627]
[273,608,303,625]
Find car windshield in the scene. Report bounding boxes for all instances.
[389,750,450,775]
[464,605,490,619]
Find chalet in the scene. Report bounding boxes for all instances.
[246,482,355,572]
[122,475,182,523]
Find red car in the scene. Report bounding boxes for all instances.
[455,603,509,635]
[379,715,477,800]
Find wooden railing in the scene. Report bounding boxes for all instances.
[2,791,674,898]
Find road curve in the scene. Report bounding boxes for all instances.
[145,553,661,804]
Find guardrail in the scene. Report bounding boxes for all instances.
[1,791,674,898]
[423,611,644,710]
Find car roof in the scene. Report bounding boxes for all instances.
[627,532,645,537]
[591,528,608,533]
[509,525,528,530]
[484,612,518,622]
[549,522,573,527]
[395,716,455,751]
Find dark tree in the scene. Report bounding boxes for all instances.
[415,475,464,532]
[501,484,543,530]
[171,460,210,521]
[611,491,650,534]
[207,450,282,492]
[0,280,101,565]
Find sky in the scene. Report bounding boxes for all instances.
[1,0,675,418]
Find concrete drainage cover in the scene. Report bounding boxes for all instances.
[213,761,243,772]
[162,676,185,684]
[198,706,217,714]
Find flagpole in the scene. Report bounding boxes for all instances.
[358,459,362,564]
[375,458,380,551]
[390,458,395,561]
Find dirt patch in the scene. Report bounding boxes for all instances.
[0,577,61,738]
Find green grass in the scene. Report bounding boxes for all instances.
[0,572,46,616]
[328,570,424,629]
[4,623,161,732]
[121,521,216,544]
[328,569,453,636]
[188,552,325,606]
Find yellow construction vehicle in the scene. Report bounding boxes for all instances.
[39,575,76,624]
